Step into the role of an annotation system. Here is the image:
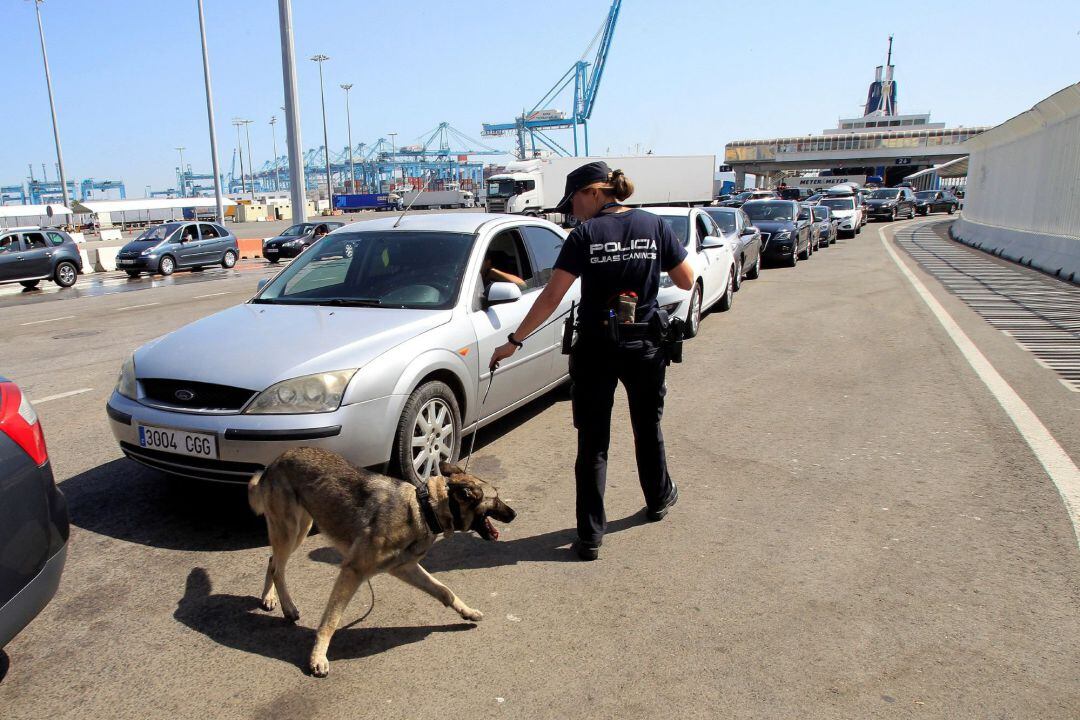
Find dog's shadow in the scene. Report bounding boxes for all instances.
[174,568,475,673]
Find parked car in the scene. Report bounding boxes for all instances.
[644,207,737,339]
[800,203,821,253]
[741,200,812,267]
[715,190,778,208]
[106,213,578,486]
[263,221,345,263]
[0,377,69,650]
[116,221,239,277]
[817,195,863,238]
[914,189,959,215]
[703,206,762,289]
[865,187,917,221]
[0,227,83,289]
[810,205,836,248]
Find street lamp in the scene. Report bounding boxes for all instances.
[310,54,332,208]
[175,147,186,197]
[195,0,225,222]
[269,116,280,192]
[30,0,70,209]
[231,118,247,195]
[340,83,355,194]
[240,118,255,201]
[277,0,307,223]
[388,132,398,191]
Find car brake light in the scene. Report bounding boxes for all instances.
[0,381,49,466]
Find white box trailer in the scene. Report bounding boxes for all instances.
[400,190,475,209]
[485,155,716,216]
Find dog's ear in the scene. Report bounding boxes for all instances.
[439,462,465,477]
[450,481,482,505]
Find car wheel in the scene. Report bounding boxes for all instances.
[732,258,743,291]
[799,241,810,260]
[267,256,280,264]
[683,283,703,339]
[158,255,176,276]
[717,267,735,312]
[20,279,40,289]
[394,380,461,485]
[747,253,761,280]
[855,224,862,235]
[908,207,915,219]
[788,248,798,267]
[54,261,78,288]
[221,249,237,269]
[947,206,955,215]
[891,208,897,222]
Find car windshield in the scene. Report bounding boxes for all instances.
[820,198,855,211]
[743,202,794,222]
[658,216,689,246]
[811,207,829,221]
[732,192,753,202]
[253,231,475,310]
[280,224,315,236]
[704,209,737,234]
[135,223,181,242]
[915,191,936,199]
[487,179,516,198]
[868,189,900,199]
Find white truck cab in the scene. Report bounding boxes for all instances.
[486,160,546,215]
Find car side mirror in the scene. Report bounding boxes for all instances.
[740,226,756,236]
[257,278,270,292]
[484,281,521,307]
[701,236,725,249]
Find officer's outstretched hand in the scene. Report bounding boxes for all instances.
[489,342,517,372]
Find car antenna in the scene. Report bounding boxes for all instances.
[392,187,425,229]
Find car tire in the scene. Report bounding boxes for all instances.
[394,380,461,485]
[799,241,810,261]
[947,206,955,215]
[683,283,703,339]
[267,256,280,264]
[717,267,735,312]
[221,249,237,269]
[158,255,176,276]
[20,279,40,289]
[732,259,743,291]
[54,261,78,288]
[908,207,915,219]
[787,248,798,267]
[855,224,862,235]
[126,270,141,278]
[747,253,761,280]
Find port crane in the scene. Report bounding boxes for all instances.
[482,0,621,158]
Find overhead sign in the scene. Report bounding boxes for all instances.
[895,158,912,165]
[783,175,868,191]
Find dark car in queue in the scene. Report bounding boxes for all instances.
[116,221,239,277]
[0,227,83,289]
[704,206,763,288]
[262,222,345,263]
[715,189,779,208]
[811,205,837,248]
[799,203,821,253]
[0,378,69,651]
[864,187,917,222]
[914,189,959,215]
[742,200,811,267]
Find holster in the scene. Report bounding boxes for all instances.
[651,309,684,364]
[561,301,576,355]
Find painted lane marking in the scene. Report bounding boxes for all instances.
[20,315,75,326]
[193,291,232,299]
[31,388,93,404]
[882,225,1080,550]
[116,302,160,311]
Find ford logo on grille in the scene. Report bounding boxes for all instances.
[174,389,196,402]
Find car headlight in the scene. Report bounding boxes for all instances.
[245,370,357,414]
[774,231,791,242]
[141,248,156,256]
[659,274,674,288]
[117,354,137,399]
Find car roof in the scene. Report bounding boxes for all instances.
[704,206,736,213]
[640,206,698,218]
[743,199,793,205]
[335,212,555,235]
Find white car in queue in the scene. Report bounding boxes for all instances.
[106,213,578,486]
[643,207,736,338]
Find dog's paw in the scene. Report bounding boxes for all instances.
[310,655,330,678]
[459,607,484,622]
[283,605,301,623]
[260,596,278,612]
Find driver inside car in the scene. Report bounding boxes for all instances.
[481,250,526,290]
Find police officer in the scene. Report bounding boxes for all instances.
[489,161,694,560]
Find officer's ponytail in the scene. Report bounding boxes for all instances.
[609,169,634,202]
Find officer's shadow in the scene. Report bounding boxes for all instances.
[307,512,652,572]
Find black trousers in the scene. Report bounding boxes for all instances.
[570,337,675,545]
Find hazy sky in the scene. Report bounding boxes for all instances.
[3,0,1078,196]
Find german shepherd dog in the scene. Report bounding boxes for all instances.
[248,447,516,677]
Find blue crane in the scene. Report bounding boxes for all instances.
[482,0,621,158]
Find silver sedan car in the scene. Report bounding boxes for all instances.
[106,213,577,485]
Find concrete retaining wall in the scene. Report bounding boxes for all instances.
[951,83,1080,283]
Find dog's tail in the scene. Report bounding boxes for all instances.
[248,469,268,517]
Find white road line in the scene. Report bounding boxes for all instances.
[193,291,232,299]
[882,226,1080,550]
[31,388,93,404]
[116,302,160,311]
[19,315,75,326]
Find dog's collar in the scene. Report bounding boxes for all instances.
[414,482,444,535]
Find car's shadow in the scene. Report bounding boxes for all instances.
[174,567,475,674]
[60,459,265,551]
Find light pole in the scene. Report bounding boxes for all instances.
[269,116,280,192]
[240,119,255,201]
[310,54,332,209]
[31,0,69,209]
[340,83,355,194]
[232,118,247,196]
[196,0,225,222]
[388,132,397,191]
[277,0,307,222]
[175,147,186,196]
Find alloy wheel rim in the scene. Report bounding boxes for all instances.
[690,288,701,331]
[58,265,75,284]
[225,252,235,267]
[411,398,455,480]
[162,258,173,273]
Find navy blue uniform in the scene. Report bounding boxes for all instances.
[554,209,687,546]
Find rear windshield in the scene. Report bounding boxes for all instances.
[659,216,689,246]
[704,209,737,235]
[743,202,794,222]
[820,198,855,210]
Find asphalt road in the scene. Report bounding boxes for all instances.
[1,217,1077,719]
